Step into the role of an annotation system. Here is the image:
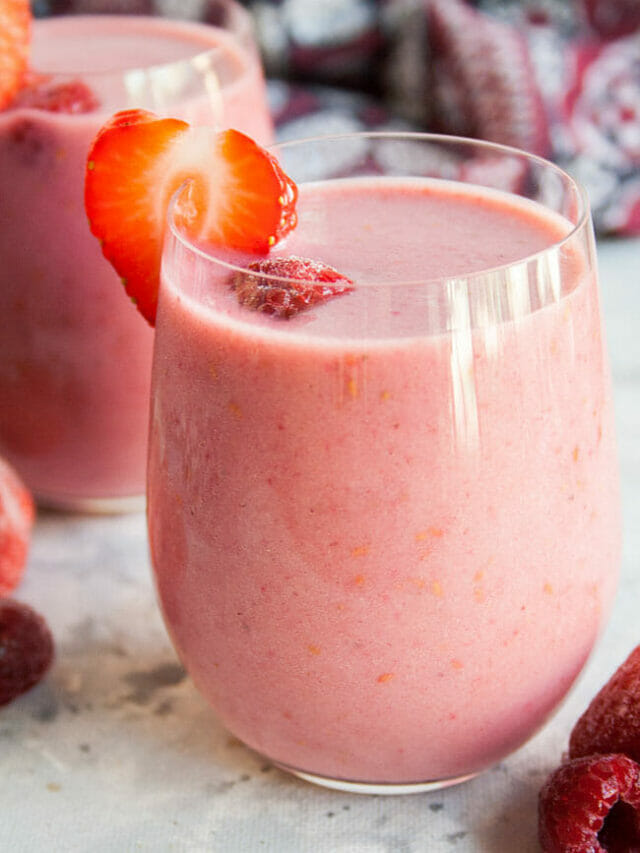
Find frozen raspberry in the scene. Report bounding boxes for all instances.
[0,457,35,597]
[569,645,640,765]
[0,599,54,706]
[12,77,99,114]
[230,256,354,319]
[538,753,640,853]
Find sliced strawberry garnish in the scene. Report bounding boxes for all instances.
[85,109,298,325]
[0,0,31,111]
[11,77,100,114]
[230,256,354,319]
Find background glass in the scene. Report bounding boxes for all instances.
[0,0,271,512]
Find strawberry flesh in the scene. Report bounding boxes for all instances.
[0,598,54,706]
[0,0,31,112]
[85,109,298,325]
[86,109,190,324]
[0,456,34,597]
[538,753,640,853]
[230,255,354,319]
[570,645,640,766]
[11,77,99,114]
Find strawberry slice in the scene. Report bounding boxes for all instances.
[0,0,31,111]
[85,109,298,325]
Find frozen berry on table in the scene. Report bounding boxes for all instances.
[0,0,31,111]
[85,109,298,326]
[538,753,640,852]
[0,456,35,597]
[0,599,54,707]
[230,255,354,319]
[569,645,640,765]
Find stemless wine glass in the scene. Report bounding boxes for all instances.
[0,0,271,512]
[148,133,621,793]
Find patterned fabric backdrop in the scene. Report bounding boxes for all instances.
[36,0,640,234]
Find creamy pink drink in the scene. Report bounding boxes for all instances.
[148,136,620,791]
[0,9,271,510]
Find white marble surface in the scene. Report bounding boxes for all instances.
[2,236,639,853]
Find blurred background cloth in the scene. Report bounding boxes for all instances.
[36,0,640,235]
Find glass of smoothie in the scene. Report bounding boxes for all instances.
[0,1,272,512]
[148,132,621,793]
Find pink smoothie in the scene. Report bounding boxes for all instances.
[0,13,271,508]
[148,178,620,784]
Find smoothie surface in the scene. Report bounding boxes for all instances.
[30,15,243,74]
[273,177,574,284]
[176,177,580,342]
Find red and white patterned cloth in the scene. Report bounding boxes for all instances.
[420,0,640,234]
[39,0,640,234]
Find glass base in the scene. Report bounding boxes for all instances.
[35,492,146,515]
[274,762,480,795]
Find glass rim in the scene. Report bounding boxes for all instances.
[167,130,592,289]
[28,4,254,81]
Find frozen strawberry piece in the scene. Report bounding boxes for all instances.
[230,255,354,319]
[0,599,54,706]
[85,110,298,325]
[538,753,640,853]
[569,645,640,765]
[0,456,35,597]
[0,0,31,112]
[11,77,100,114]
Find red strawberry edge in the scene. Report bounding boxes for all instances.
[0,0,32,112]
[0,456,35,598]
